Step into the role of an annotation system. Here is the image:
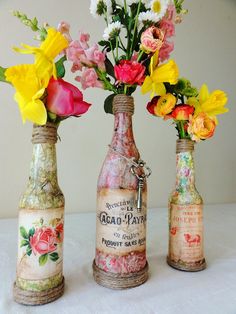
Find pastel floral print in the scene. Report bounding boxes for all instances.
[20,218,63,266]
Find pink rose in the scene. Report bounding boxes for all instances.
[114,60,146,86]
[140,26,164,53]
[46,78,91,116]
[30,227,57,255]
[76,68,104,90]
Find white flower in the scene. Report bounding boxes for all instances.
[103,21,122,40]
[138,11,159,24]
[147,0,169,21]
[90,0,112,18]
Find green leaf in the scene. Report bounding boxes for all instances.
[39,254,48,266]
[20,239,29,247]
[26,246,32,256]
[20,226,28,239]
[28,227,35,238]
[0,66,8,83]
[49,252,59,262]
[105,58,115,78]
[98,40,108,47]
[104,94,116,114]
[56,55,67,78]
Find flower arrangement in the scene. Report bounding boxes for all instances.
[146,77,228,142]
[63,0,187,112]
[0,12,91,126]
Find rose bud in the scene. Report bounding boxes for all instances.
[171,104,194,120]
[46,78,91,117]
[140,26,164,53]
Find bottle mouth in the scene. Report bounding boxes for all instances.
[32,122,58,144]
[176,139,194,153]
[112,95,134,115]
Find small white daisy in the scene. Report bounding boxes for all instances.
[103,21,122,40]
[147,0,169,21]
[138,11,159,24]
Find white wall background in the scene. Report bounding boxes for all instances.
[0,0,235,219]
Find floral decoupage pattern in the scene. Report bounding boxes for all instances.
[19,216,64,266]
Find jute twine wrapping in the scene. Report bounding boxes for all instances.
[113,95,134,115]
[93,260,148,290]
[32,122,58,144]
[176,139,194,154]
[13,277,64,306]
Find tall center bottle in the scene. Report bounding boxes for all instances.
[93,95,148,289]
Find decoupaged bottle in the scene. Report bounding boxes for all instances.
[14,123,65,305]
[167,139,206,271]
[93,95,149,289]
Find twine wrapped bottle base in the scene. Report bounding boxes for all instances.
[13,277,64,306]
[93,260,148,290]
[167,257,206,272]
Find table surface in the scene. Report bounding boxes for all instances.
[0,204,236,314]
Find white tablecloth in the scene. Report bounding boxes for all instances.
[0,204,236,314]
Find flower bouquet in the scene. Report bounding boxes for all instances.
[0,12,91,305]
[63,0,187,289]
[145,77,228,271]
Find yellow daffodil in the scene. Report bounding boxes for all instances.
[5,64,47,125]
[187,84,228,124]
[14,28,69,85]
[141,51,179,98]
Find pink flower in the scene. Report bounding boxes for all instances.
[159,41,174,62]
[30,227,57,255]
[78,32,90,49]
[46,77,91,116]
[76,68,104,90]
[141,26,164,53]
[114,60,146,86]
[84,44,106,71]
[160,18,175,38]
[57,21,72,43]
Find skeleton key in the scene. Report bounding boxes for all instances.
[131,160,152,212]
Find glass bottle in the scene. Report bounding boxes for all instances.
[93,95,148,289]
[14,123,65,305]
[167,139,206,271]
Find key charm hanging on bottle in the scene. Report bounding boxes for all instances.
[131,160,152,212]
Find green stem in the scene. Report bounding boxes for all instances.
[109,41,116,63]
[96,68,117,93]
[119,35,126,51]
[124,85,128,95]
[137,50,144,62]
[116,36,119,60]
[124,0,127,13]
[129,0,142,58]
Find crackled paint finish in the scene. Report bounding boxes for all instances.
[96,112,147,274]
[16,142,65,292]
[168,149,205,270]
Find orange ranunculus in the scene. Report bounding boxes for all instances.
[171,104,194,120]
[147,93,176,118]
[188,112,216,142]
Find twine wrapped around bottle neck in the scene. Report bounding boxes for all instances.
[176,139,194,154]
[112,94,134,115]
[32,122,58,144]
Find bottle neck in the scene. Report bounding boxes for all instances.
[175,150,195,190]
[111,95,138,158]
[175,139,195,191]
[30,123,58,185]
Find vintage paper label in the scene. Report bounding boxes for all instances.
[96,188,147,255]
[17,207,64,282]
[169,204,204,263]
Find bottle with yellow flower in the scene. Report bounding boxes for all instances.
[0,13,91,305]
[146,77,228,271]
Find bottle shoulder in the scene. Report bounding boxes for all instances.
[169,187,203,205]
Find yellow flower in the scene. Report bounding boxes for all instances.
[141,51,179,98]
[188,112,216,142]
[153,93,177,117]
[5,64,47,125]
[187,84,228,124]
[14,28,69,84]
